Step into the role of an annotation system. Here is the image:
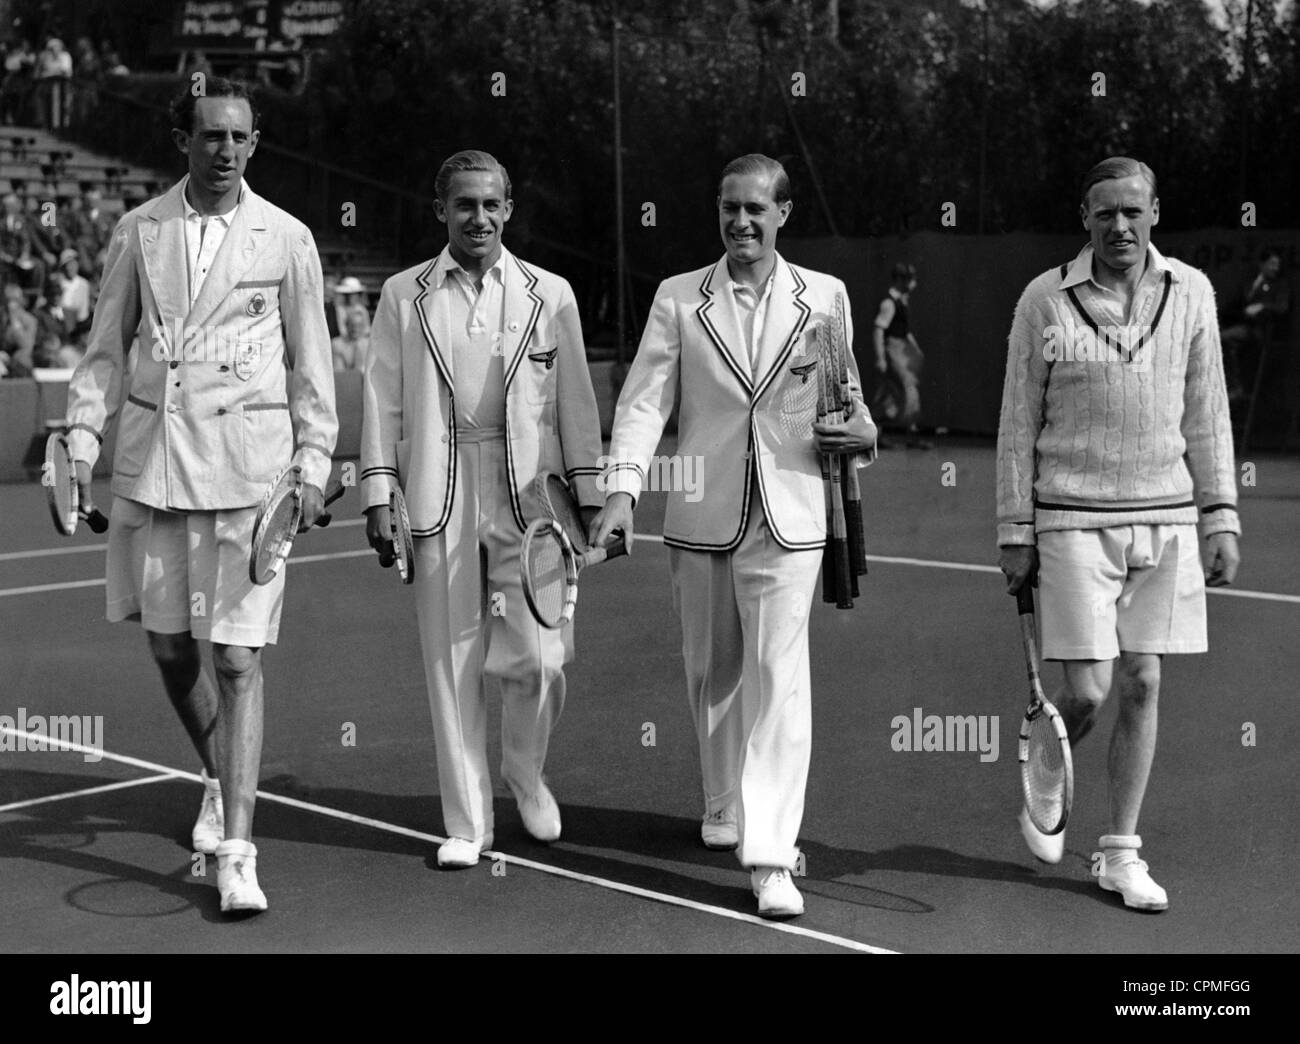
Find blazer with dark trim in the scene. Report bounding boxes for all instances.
[66,178,338,510]
[359,245,603,536]
[605,253,871,552]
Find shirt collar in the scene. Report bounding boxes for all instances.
[434,243,510,289]
[180,174,245,223]
[1060,243,1179,291]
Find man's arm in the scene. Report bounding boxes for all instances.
[871,296,892,372]
[65,216,141,474]
[359,278,405,550]
[1181,276,1241,585]
[996,280,1052,590]
[552,279,604,511]
[589,281,682,547]
[279,225,339,519]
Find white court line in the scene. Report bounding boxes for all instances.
[3,536,1298,605]
[0,771,180,814]
[0,726,897,955]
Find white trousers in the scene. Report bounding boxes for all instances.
[668,505,821,869]
[413,433,570,843]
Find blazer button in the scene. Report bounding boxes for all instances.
[169,360,179,369]
[216,407,227,416]
[440,434,449,443]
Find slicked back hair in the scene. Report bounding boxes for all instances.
[169,77,260,134]
[718,154,791,205]
[435,150,512,203]
[1081,156,1157,207]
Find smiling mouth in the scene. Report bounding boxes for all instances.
[466,230,492,242]
[730,232,757,243]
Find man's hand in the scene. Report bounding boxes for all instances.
[999,545,1038,594]
[1204,532,1240,587]
[365,504,395,566]
[297,482,325,531]
[579,505,599,548]
[1244,302,1264,320]
[589,492,634,553]
[814,405,877,455]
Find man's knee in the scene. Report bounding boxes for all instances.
[1117,654,1161,707]
[211,644,262,683]
[1062,660,1111,708]
[146,630,199,674]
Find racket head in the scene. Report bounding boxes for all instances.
[1019,697,1074,835]
[44,433,79,536]
[535,472,588,551]
[249,466,303,585]
[389,486,415,584]
[520,518,576,629]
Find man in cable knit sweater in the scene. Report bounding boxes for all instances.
[996,156,1240,912]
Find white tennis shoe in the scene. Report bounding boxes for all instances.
[215,839,267,913]
[1018,806,1064,864]
[513,782,561,843]
[701,807,738,850]
[751,867,804,919]
[1098,835,1168,911]
[437,834,494,868]
[192,769,224,855]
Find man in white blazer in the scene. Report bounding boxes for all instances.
[591,154,876,918]
[361,151,603,868]
[66,79,337,913]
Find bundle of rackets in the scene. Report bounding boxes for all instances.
[520,472,626,628]
[248,465,346,585]
[815,292,868,608]
[43,432,109,536]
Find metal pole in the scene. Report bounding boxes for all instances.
[977,0,989,236]
[1238,0,1254,205]
[613,10,627,365]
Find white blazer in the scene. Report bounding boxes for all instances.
[360,245,603,535]
[606,253,872,551]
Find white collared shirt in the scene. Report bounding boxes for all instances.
[1058,243,1179,330]
[724,269,776,371]
[182,175,245,306]
[433,246,509,428]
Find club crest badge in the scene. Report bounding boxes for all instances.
[233,341,261,381]
[789,358,818,384]
[247,292,267,317]
[528,346,558,370]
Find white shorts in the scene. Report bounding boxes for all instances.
[105,497,284,647]
[1036,524,1207,661]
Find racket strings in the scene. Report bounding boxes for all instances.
[1023,711,1068,830]
[254,498,298,578]
[524,531,568,624]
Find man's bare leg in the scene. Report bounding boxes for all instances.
[146,630,219,776]
[1057,658,1112,745]
[211,644,264,842]
[1107,651,1161,837]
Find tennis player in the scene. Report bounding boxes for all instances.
[590,154,876,918]
[65,79,338,913]
[360,150,603,868]
[997,156,1240,911]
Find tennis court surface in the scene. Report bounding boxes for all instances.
[2,439,1296,954]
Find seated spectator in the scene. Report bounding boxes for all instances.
[2,38,35,125]
[331,305,371,372]
[33,273,73,365]
[56,249,92,331]
[1,191,43,294]
[2,281,37,377]
[65,188,114,275]
[1221,248,1291,404]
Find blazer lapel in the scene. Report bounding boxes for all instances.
[694,257,753,396]
[185,186,263,329]
[752,255,812,402]
[137,184,189,340]
[501,249,543,391]
[413,257,454,390]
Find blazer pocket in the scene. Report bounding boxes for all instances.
[241,402,292,484]
[113,395,156,477]
[523,344,559,404]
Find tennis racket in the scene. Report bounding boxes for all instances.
[535,471,589,550]
[520,519,627,629]
[1016,584,1074,835]
[43,432,108,536]
[248,466,346,585]
[388,485,415,584]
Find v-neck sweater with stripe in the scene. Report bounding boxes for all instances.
[997,244,1240,546]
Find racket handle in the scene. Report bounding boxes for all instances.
[311,482,348,528]
[1016,583,1035,616]
[83,508,109,534]
[580,531,629,568]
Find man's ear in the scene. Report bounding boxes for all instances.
[502,198,513,223]
[1151,197,1160,227]
[1079,202,1089,229]
[171,127,190,157]
[433,198,447,225]
[778,200,793,227]
[247,129,260,159]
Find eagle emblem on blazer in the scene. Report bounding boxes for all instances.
[789,358,818,384]
[528,346,558,370]
[233,341,262,381]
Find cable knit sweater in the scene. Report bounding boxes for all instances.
[997,244,1240,546]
